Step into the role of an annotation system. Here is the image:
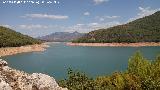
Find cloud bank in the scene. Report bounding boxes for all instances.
[93,0,109,5]
[84,12,90,16]
[22,14,69,20]
[96,15,120,21]
[129,7,160,21]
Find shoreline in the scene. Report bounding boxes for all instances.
[66,42,160,47]
[0,43,49,57]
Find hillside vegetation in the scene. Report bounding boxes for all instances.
[59,52,160,90]
[73,11,160,43]
[0,26,42,48]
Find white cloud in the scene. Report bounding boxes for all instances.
[0,22,121,37]
[18,24,48,30]
[0,24,11,28]
[99,18,105,21]
[17,24,63,31]
[22,14,69,20]
[65,21,121,33]
[91,21,121,29]
[96,15,120,21]
[129,7,160,21]
[93,0,109,5]
[84,12,90,16]
[14,24,66,37]
[88,23,99,26]
[76,24,85,26]
[105,16,120,19]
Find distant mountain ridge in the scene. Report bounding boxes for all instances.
[0,26,42,48]
[38,31,85,42]
[73,11,160,43]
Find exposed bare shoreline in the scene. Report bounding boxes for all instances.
[67,42,160,47]
[0,43,49,57]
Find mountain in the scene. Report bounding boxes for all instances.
[73,11,160,43]
[38,31,85,42]
[0,26,42,48]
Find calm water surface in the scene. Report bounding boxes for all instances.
[2,43,160,79]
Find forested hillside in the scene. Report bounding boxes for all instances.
[0,26,42,48]
[73,11,160,43]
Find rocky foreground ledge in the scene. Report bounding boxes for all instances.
[0,59,67,90]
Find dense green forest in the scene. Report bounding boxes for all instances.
[59,52,160,90]
[73,11,160,43]
[0,26,42,48]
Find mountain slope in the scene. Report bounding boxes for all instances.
[38,31,85,42]
[73,11,160,43]
[0,26,42,48]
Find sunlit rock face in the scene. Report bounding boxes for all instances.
[0,59,67,90]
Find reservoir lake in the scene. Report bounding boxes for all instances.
[2,43,160,80]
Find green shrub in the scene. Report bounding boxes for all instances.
[58,68,95,90]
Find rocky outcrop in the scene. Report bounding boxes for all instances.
[0,59,67,90]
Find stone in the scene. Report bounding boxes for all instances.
[0,59,8,67]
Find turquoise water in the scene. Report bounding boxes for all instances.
[2,43,160,79]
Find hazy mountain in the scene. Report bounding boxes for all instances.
[38,31,85,42]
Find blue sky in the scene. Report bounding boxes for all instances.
[0,0,160,37]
